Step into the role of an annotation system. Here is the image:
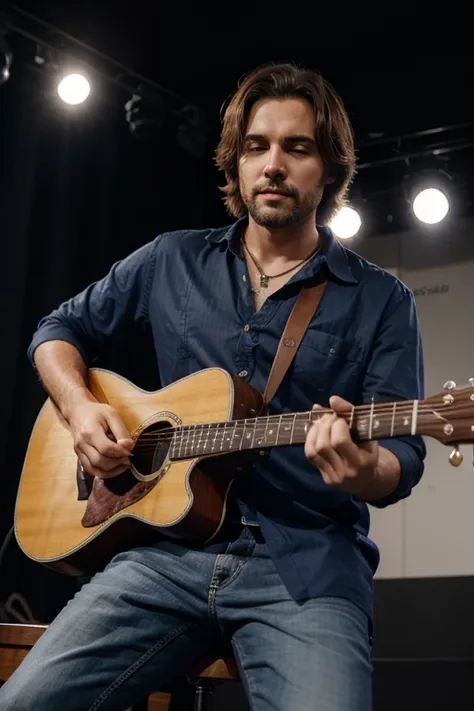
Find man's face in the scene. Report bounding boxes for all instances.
[239,97,329,229]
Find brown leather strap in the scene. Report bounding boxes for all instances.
[262,280,328,407]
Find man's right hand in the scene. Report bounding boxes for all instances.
[67,389,134,479]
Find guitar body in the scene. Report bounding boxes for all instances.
[16,362,473,577]
[15,368,263,576]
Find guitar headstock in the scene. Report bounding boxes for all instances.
[421,378,474,466]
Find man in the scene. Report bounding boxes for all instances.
[1,62,425,710]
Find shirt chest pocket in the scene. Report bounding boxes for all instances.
[292,329,367,403]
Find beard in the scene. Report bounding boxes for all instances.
[242,181,325,229]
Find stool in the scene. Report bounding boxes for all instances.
[0,622,239,710]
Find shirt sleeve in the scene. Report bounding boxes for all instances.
[361,282,427,508]
[27,237,159,368]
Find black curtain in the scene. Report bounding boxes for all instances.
[0,64,215,620]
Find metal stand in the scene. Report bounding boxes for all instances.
[193,680,215,711]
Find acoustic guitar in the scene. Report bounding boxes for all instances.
[14,368,474,576]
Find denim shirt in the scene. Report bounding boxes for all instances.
[28,217,426,619]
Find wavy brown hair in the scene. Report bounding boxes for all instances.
[215,62,356,225]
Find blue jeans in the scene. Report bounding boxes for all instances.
[0,526,372,710]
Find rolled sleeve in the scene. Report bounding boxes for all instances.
[370,437,425,508]
[362,282,427,507]
[28,327,95,369]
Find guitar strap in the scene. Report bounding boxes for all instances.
[262,279,328,409]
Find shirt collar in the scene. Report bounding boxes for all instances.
[206,217,359,284]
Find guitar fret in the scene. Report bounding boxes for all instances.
[168,394,429,461]
[411,400,418,436]
[276,414,283,445]
[265,415,278,447]
[206,423,212,454]
[290,414,297,444]
[231,421,239,450]
[282,416,292,441]
[368,400,375,440]
[390,402,396,437]
[211,423,218,453]
[243,421,251,447]
[256,417,266,447]
[225,422,232,451]
[250,419,258,449]
[187,427,193,457]
[238,419,245,451]
[198,425,204,455]
[266,415,273,445]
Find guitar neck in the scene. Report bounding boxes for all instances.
[169,400,420,460]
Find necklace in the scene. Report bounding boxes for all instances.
[242,237,320,288]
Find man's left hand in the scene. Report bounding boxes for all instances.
[304,395,379,496]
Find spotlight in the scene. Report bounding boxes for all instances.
[57,73,90,105]
[412,187,450,224]
[406,168,453,226]
[329,206,362,239]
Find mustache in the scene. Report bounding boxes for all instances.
[252,184,297,198]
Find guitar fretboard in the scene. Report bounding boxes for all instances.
[168,401,420,460]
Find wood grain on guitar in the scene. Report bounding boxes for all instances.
[14,369,474,576]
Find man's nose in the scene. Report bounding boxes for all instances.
[263,147,288,182]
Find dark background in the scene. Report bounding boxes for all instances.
[1,3,474,708]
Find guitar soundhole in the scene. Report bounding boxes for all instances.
[133,420,174,476]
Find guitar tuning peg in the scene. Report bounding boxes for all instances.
[449,445,463,467]
[443,380,457,390]
[469,378,474,388]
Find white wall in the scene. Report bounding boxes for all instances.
[350,218,474,578]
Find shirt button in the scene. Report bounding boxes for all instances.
[242,274,246,282]
[243,324,250,332]
[238,370,248,377]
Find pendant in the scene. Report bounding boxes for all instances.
[260,273,269,288]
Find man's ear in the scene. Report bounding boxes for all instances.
[325,175,336,185]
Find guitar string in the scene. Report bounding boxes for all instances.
[132,402,457,446]
[135,402,442,440]
[136,401,439,433]
[133,410,463,450]
[131,411,452,452]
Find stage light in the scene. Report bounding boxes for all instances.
[404,168,453,227]
[329,206,362,239]
[125,90,167,139]
[57,73,90,105]
[412,187,450,224]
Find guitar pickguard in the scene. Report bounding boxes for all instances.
[80,412,181,527]
[81,470,159,527]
